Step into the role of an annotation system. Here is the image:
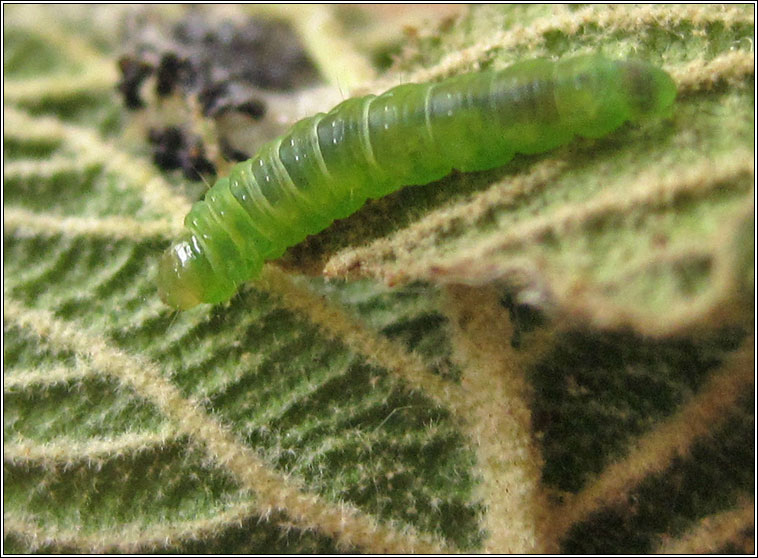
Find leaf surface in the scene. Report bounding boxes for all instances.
[3,5,754,554]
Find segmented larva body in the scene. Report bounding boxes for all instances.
[158,54,676,309]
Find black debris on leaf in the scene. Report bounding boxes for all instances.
[219,139,252,163]
[155,52,195,97]
[170,15,319,92]
[148,126,216,181]
[116,56,153,109]
[117,10,320,180]
[197,82,232,117]
[234,99,267,120]
[196,82,267,119]
[184,144,217,180]
[148,126,184,170]
[117,11,318,115]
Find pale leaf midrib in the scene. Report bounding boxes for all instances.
[443,285,552,553]
[655,498,755,554]
[3,498,267,553]
[4,207,179,241]
[4,107,191,222]
[366,4,753,89]
[552,335,754,538]
[3,297,451,554]
[325,151,752,281]
[3,424,180,463]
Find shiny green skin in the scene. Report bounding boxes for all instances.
[158,54,676,309]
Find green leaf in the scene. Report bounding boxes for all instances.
[3,5,754,554]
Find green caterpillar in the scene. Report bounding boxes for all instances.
[158,54,676,309]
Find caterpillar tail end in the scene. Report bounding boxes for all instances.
[157,236,235,310]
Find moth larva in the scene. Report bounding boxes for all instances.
[157,54,676,309]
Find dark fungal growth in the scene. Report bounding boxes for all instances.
[116,10,320,180]
[148,126,216,181]
[157,54,677,310]
[117,11,320,107]
[116,56,153,109]
[154,52,193,97]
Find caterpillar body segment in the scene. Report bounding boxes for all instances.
[157,54,676,309]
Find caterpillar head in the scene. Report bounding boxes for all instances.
[617,59,677,120]
[157,236,234,309]
[555,55,676,139]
